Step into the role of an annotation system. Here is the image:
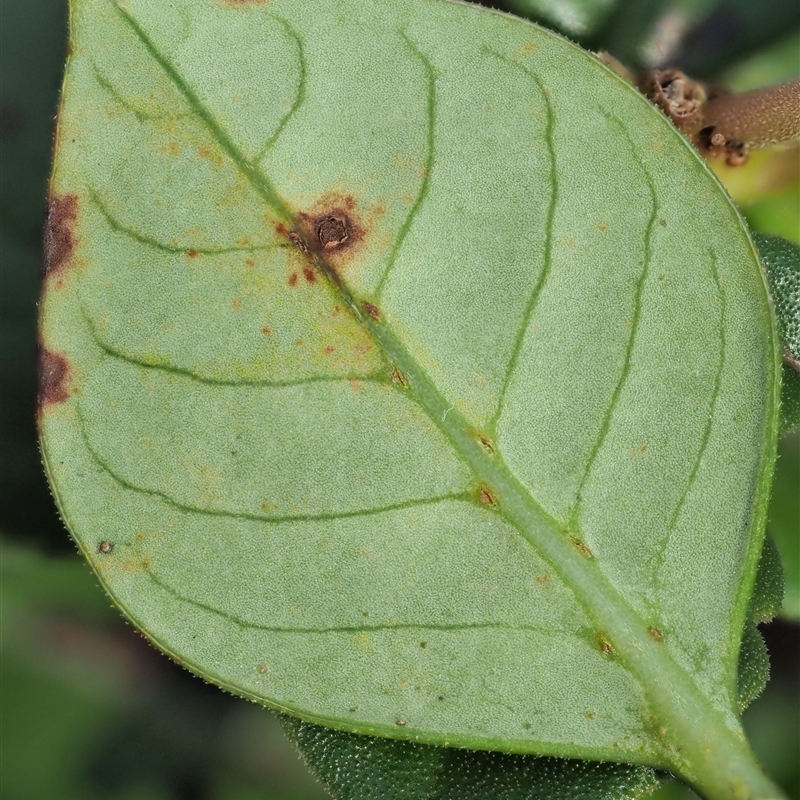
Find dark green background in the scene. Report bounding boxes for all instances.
[1,1,797,798]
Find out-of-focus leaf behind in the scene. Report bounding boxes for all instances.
[0,0,71,549]
[1,540,329,800]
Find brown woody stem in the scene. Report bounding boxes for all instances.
[702,80,800,150]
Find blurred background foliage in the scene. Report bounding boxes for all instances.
[1,0,797,798]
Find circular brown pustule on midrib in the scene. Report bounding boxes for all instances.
[316,215,349,250]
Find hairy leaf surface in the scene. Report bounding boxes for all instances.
[41,0,779,773]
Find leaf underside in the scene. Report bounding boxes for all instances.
[42,0,778,774]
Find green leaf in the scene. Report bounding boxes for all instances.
[41,0,783,795]
[753,232,800,432]
[280,714,660,800]
[779,367,800,432]
[735,536,784,711]
[768,430,800,619]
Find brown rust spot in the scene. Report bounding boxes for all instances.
[245,257,255,267]
[38,347,71,409]
[288,272,298,287]
[477,435,494,453]
[362,301,380,319]
[302,266,317,283]
[571,537,592,558]
[187,249,198,258]
[287,231,308,252]
[261,326,272,335]
[296,192,368,268]
[599,635,614,655]
[324,345,336,354]
[390,366,408,388]
[316,214,349,250]
[478,485,497,507]
[649,626,663,641]
[43,194,78,279]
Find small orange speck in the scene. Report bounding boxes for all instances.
[302,266,317,283]
[295,338,304,346]
[324,345,335,354]
[349,380,362,391]
[245,257,255,267]
[332,305,341,317]
[187,249,198,258]
[261,326,272,335]
[597,223,608,232]
[288,272,298,286]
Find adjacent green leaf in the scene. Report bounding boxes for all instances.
[280,715,660,800]
[736,536,784,710]
[754,232,800,432]
[768,430,800,619]
[41,0,782,793]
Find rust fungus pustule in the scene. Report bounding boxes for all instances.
[295,193,368,269]
[38,347,71,410]
[478,485,497,507]
[362,301,380,320]
[43,194,78,279]
[315,214,349,250]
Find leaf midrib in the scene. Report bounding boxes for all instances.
[109,0,749,770]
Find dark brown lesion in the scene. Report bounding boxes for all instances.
[43,194,79,279]
[294,193,368,265]
[315,214,350,250]
[38,347,72,410]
